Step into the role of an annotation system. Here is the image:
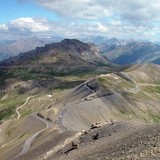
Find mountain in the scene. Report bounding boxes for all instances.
[1,38,160,160]
[99,41,160,65]
[57,63,160,131]
[0,39,111,73]
[1,62,160,160]
[81,36,122,45]
[0,40,16,46]
[83,36,160,65]
[0,36,64,62]
[0,36,49,61]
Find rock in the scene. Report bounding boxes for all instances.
[90,122,102,129]
[92,133,99,140]
[46,117,52,122]
[81,130,88,135]
[37,113,44,119]
[72,141,79,149]
[109,119,115,125]
[48,105,52,109]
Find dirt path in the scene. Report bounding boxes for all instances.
[15,113,51,158]
[137,83,160,87]
[84,81,95,94]
[16,96,33,120]
[57,80,95,132]
[58,78,160,132]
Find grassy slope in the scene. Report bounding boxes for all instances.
[96,65,160,123]
[0,65,110,121]
[58,64,160,131]
[1,63,160,160]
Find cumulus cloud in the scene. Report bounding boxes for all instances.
[88,22,108,32]
[0,17,52,40]
[101,0,160,23]
[0,24,8,31]
[14,0,160,41]
[20,0,160,23]
[0,16,160,41]
[10,17,50,32]
[20,0,112,19]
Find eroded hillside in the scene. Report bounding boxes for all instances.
[0,40,160,160]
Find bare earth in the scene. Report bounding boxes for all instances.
[1,64,160,160]
[12,121,160,160]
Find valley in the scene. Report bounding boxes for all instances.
[0,39,160,160]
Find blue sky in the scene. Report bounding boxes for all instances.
[0,0,60,23]
[0,0,160,41]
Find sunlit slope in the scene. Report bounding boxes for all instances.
[60,63,160,131]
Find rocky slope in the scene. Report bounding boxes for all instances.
[48,122,160,160]
[99,41,160,65]
[0,37,49,61]
[0,39,111,73]
[8,63,160,160]
[56,63,160,131]
[0,38,160,160]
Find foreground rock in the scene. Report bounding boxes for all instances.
[48,122,160,160]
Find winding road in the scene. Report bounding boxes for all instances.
[57,80,94,132]
[16,96,33,120]
[84,80,95,94]
[15,95,52,158]
[15,113,51,158]
[57,78,153,132]
[1,97,34,150]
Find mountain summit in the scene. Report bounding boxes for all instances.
[0,39,110,72]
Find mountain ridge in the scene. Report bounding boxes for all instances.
[0,39,110,69]
[0,36,64,62]
[99,41,160,65]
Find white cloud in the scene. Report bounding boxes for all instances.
[0,16,160,41]
[20,0,160,24]
[21,0,112,20]
[14,0,160,41]
[102,0,160,23]
[88,22,108,32]
[110,20,122,26]
[0,24,8,30]
[10,17,50,32]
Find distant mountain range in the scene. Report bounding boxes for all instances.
[0,36,63,62]
[81,35,134,45]
[1,36,160,66]
[93,37,160,65]
[0,39,110,73]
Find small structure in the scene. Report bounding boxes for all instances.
[48,94,52,98]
